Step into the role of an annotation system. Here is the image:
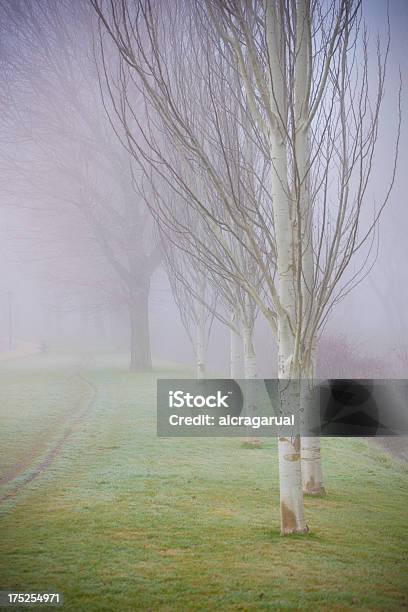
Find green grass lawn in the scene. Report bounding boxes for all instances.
[0,353,407,611]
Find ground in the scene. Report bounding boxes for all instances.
[0,352,407,611]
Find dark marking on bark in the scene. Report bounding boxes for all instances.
[280,502,309,535]
[281,501,297,532]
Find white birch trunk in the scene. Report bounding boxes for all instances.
[301,435,325,495]
[294,0,325,495]
[266,0,308,535]
[230,309,243,379]
[242,324,257,380]
[242,321,259,445]
[272,139,307,532]
[277,340,307,534]
[301,356,325,495]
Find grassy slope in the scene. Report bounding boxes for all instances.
[0,353,407,611]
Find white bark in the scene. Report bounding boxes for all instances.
[230,309,243,379]
[301,435,325,495]
[242,324,257,380]
[277,361,307,533]
[266,0,307,534]
[293,0,325,496]
[273,139,307,532]
[301,358,325,495]
[278,432,306,534]
[242,320,259,445]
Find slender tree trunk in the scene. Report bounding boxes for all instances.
[242,323,257,380]
[266,0,308,534]
[277,323,308,534]
[242,319,259,445]
[230,309,242,379]
[196,274,206,379]
[271,127,308,533]
[293,0,325,496]
[129,280,152,372]
[273,183,308,533]
[301,435,325,495]
[301,355,325,495]
[278,433,305,534]
[196,319,205,379]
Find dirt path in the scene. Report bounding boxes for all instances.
[0,372,98,505]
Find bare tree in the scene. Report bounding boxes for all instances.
[143,80,264,380]
[91,0,400,534]
[161,205,259,380]
[162,236,217,379]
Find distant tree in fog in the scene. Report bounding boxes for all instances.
[0,0,160,371]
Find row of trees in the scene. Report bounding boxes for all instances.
[0,0,400,534]
[90,0,399,533]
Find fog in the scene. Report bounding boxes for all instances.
[0,0,407,378]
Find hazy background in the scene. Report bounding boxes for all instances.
[0,0,406,377]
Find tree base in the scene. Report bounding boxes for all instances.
[280,525,309,536]
[303,485,326,496]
